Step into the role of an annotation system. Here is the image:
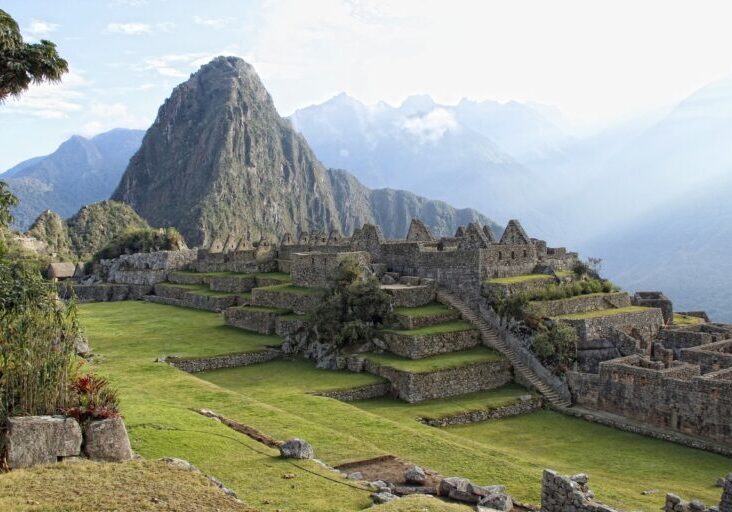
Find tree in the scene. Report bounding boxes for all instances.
[0,9,68,102]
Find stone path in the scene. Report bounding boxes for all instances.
[436,289,572,408]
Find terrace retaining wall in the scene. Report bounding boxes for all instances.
[165,350,281,372]
[311,383,390,401]
[382,329,480,359]
[420,397,542,427]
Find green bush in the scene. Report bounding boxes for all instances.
[309,257,393,348]
[94,227,185,261]
[531,323,578,374]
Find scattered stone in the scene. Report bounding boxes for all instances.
[347,472,363,480]
[717,478,726,488]
[279,438,314,459]
[282,473,296,479]
[83,416,133,462]
[381,274,396,285]
[371,492,398,504]
[160,457,200,472]
[641,489,659,495]
[74,333,90,356]
[404,465,426,485]
[478,493,513,511]
[5,415,82,469]
[370,480,390,492]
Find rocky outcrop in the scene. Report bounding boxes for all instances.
[82,417,133,462]
[279,438,314,459]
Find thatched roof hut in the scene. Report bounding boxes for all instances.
[47,262,76,280]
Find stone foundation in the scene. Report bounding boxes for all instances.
[312,383,390,401]
[558,307,664,344]
[525,292,631,318]
[382,282,436,307]
[209,275,257,292]
[393,308,460,330]
[64,283,153,303]
[541,470,618,512]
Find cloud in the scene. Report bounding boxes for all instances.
[24,19,58,39]
[107,22,174,35]
[107,0,148,6]
[79,101,150,136]
[401,108,459,143]
[1,70,87,119]
[140,48,249,78]
[193,16,237,29]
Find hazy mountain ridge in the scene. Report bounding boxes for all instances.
[3,129,145,230]
[112,57,497,245]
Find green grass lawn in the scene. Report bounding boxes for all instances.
[77,301,730,512]
[555,305,651,320]
[256,283,326,296]
[555,270,573,278]
[363,347,503,373]
[383,320,475,337]
[487,274,553,285]
[394,303,454,318]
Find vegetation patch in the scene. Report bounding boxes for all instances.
[382,320,476,337]
[673,313,705,326]
[487,274,553,285]
[157,283,240,298]
[555,306,651,321]
[364,347,503,373]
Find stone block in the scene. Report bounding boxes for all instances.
[83,417,133,462]
[5,416,82,469]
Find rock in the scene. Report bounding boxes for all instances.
[404,465,426,485]
[571,473,589,485]
[381,274,396,285]
[371,492,398,504]
[717,478,727,488]
[207,475,238,498]
[370,480,389,492]
[160,457,200,472]
[74,333,90,356]
[5,415,82,469]
[470,484,506,497]
[279,438,314,459]
[478,493,513,511]
[83,416,133,462]
[347,472,363,480]
[641,489,658,495]
[439,477,471,496]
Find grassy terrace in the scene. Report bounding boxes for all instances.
[555,305,651,320]
[673,313,706,326]
[157,282,242,297]
[77,301,730,512]
[354,384,534,422]
[236,305,290,314]
[383,320,476,337]
[255,271,291,282]
[255,283,326,296]
[364,346,502,373]
[394,302,454,318]
[487,274,553,285]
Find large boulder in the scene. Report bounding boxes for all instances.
[478,493,513,511]
[83,417,133,462]
[279,438,314,459]
[404,465,427,485]
[4,416,82,468]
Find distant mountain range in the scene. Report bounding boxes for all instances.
[2,129,145,230]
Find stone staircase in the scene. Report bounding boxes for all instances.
[436,289,572,408]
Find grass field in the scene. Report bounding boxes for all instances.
[158,282,241,297]
[75,301,730,512]
[487,274,553,285]
[673,313,706,326]
[255,283,326,296]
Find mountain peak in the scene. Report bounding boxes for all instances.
[399,94,436,115]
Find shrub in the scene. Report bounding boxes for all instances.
[531,323,578,374]
[309,257,393,348]
[64,371,120,423]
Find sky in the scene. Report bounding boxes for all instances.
[2,0,732,171]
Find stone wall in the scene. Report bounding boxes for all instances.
[195,247,277,273]
[420,396,542,427]
[632,291,673,325]
[209,275,257,292]
[311,382,390,401]
[251,287,325,314]
[101,249,197,285]
[382,329,480,359]
[382,282,436,307]
[224,306,284,334]
[559,308,664,344]
[541,470,619,512]
[366,359,512,403]
[290,251,370,289]
[63,283,153,303]
[567,356,732,446]
[394,309,459,330]
[681,339,732,373]
[659,324,732,357]
[165,349,280,372]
